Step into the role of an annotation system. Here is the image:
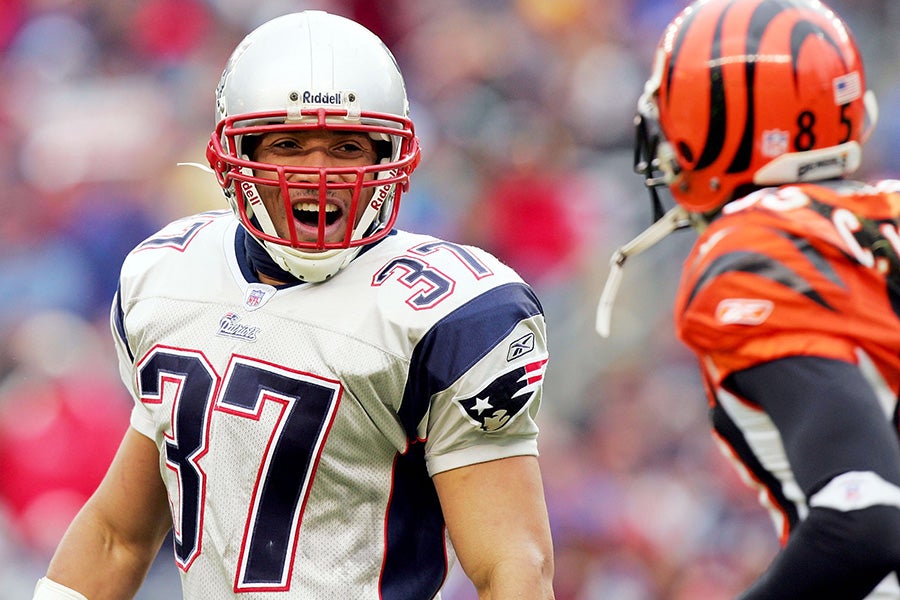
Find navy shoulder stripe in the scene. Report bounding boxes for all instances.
[399,282,544,438]
[113,283,134,362]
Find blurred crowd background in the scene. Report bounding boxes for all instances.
[0,0,896,598]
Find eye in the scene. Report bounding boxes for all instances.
[332,138,377,161]
[272,138,302,150]
[253,137,302,158]
[336,141,365,153]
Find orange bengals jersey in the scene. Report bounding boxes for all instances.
[674,178,900,559]
[675,178,900,395]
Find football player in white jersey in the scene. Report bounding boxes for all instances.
[34,11,555,600]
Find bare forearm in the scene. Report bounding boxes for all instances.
[43,428,172,600]
[471,554,555,600]
[435,456,555,600]
[46,503,166,600]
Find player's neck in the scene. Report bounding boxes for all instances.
[241,227,298,286]
[257,272,289,286]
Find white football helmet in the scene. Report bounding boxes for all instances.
[207,11,420,282]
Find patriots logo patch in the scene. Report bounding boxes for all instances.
[455,358,547,432]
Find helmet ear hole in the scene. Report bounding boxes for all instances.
[373,139,393,162]
[241,135,262,160]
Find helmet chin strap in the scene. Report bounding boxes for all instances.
[233,167,342,282]
[595,205,691,338]
[350,159,397,240]
[238,169,281,240]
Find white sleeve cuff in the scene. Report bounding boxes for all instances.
[33,577,89,600]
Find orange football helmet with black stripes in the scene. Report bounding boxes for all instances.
[634,0,879,215]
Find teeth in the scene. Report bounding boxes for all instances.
[294,202,337,213]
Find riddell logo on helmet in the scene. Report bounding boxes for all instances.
[303,91,343,105]
[369,170,399,211]
[797,155,847,179]
[240,181,262,206]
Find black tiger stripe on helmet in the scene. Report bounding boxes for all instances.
[638,0,874,214]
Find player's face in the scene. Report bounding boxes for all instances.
[251,130,379,249]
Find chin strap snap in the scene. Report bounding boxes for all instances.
[595,206,691,338]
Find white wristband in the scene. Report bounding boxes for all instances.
[33,577,89,600]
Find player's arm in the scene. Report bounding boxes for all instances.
[37,427,172,600]
[727,355,900,599]
[433,455,555,599]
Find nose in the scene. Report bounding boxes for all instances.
[286,144,336,168]
[283,148,348,186]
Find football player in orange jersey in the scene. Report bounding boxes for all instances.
[597,0,900,597]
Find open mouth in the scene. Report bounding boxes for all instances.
[292,201,342,228]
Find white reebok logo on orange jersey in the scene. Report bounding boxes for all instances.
[715,299,774,326]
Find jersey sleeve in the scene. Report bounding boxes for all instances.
[109,270,156,440]
[675,219,861,384]
[405,282,548,476]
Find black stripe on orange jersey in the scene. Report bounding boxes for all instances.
[804,195,900,319]
[779,231,846,289]
[684,245,837,311]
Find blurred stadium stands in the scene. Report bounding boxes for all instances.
[0,1,896,598]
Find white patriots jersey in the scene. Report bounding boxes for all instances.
[110,211,548,599]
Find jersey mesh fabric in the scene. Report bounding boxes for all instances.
[113,213,546,598]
